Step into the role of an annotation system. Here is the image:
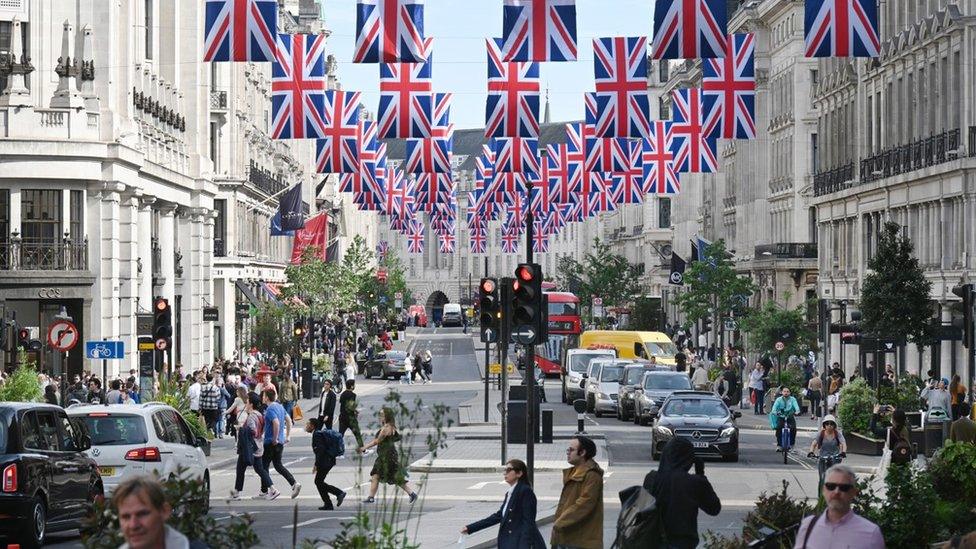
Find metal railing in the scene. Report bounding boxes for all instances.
[812,163,855,196]
[210,90,227,110]
[248,160,288,197]
[214,238,226,257]
[0,238,88,270]
[754,243,818,260]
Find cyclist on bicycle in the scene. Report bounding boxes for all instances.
[769,385,800,451]
[809,414,847,457]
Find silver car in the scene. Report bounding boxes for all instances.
[561,348,616,404]
[584,359,633,417]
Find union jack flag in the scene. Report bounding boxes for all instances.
[500,0,578,62]
[531,219,549,253]
[314,90,363,173]
[378,41,433,138]
[486,38,541,138]
[670,88,718,173]
[702,34,756,139]
[612,142,645,204]
[586,137,637,174]
[486,173,527,206]
[591,37,651,139]
[376,240,389,258]
[805,0,880,58]
[643,121,681,195]
[468,223,488,254]
[203,0,278,62]
[432,92,453,127]
[546,144,581,203]
[415,173,454,211]
[505,192,527,231]
[354,0,427,63]
[590,176,618,213]
[651,0,728,60]
[407,220,425,254]
[405,124,454,174]
[338,120,377,187]
[270,34,328,140]
[438,230,456,254]
[493,137,541,178]
[501,228,519,254]
[530,174,552,216]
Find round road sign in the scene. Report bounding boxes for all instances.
[774,341,785,351]
[47,320,79,352]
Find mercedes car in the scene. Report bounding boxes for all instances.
[651,391,741,462]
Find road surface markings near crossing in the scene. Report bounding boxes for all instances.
[215,511,262,521]
[283,456,309,467]
[467,481,507,490]
[283,517,356,528]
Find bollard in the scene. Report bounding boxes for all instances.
[573,399,587,434]
[542,409,553,443]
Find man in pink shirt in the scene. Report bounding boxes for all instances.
[795,464,884,549]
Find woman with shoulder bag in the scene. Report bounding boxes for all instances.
[869,404,915,467]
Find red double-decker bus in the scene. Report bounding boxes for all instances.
[536,291,582,375]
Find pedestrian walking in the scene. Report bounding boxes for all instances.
[225,386,247,439]
[307,418,347,511]
[644,438,721,549]
[552,436,604,549]
[199,374,221,438]
[44,385,59,406]
[461,458,545,548]
[106,379,124,404]
[922,378,953,418]
[338,379,364,449]
[869,404,916,467]
[421,349,433,383]
[318,379,337,430]
[748,363,765,414]
[260,390,301,499]
[794,464,884,548]
[115,476,208,549]
[950,374,968,420]
[412,352,423,384]
[359,407,418,504]
[187,374,202,416]
[807,372,824,420]
[230,393,277,500]
[278,371,299,420]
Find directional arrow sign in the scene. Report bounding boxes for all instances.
[482,328,496,343]
[515,326,537,345]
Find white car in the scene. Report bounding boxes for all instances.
[66,403,210,502]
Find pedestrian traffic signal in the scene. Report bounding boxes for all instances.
[152,298,172,351]
[17,327,29,349]
[479,278,499,343]
[952,284,974,349]
[511,264,545,345]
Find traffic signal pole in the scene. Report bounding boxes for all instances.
[525,179,536,487]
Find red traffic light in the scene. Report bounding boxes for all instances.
[481,279,496,293]
[18,328,29,342]
[517,265,534,282]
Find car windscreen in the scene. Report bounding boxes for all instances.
[623,368,646,385]
[384,352,407,361]
[662,398,728,418]
[600,366,625,382]
[646,341,679,357]
[81,414,149,445]
[569,353,609,373]
[644,374,693,390]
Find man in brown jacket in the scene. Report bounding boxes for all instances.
[552,435,604,549]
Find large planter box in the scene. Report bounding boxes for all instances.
[847,432,885,456]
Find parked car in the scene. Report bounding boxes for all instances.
[0,403,103,548]
[633,370,694,426]
[584,359,633,417]
[617,365,668,422]
[364,350,411,380]
[560,348,616,404]
[66,403,210,504]
[651,391,740,462]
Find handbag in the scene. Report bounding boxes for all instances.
[293,406,304,421]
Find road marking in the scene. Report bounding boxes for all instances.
[215,511,261,521]
[284,456,309,467]
[282,516,356,528]
[467,481,507,490]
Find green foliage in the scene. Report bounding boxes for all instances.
[771,367,804,399]
[739,298,817,358]
[859,221,934,346]
[249,303,294,357]
[836,378,877,436]
[555,237,642,317]
[628,296,663,331]
[928,441,976,507]
[82,472,259,549]
[877,377,921,411]
[703,481,811,549]
[0,361,42,402]
[155,375,210,441]
[856,465,945,549]
[283,246,355,316]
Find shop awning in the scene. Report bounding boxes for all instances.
[235,280,262,309]
[259,282,282,306]
[263,282,307,308]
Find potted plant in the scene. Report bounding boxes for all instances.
[837,378,884,455]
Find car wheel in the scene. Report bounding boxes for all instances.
[21,497,45,549]
[633,408,641,425]
[200,472,211,514]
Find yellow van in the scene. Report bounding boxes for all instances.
[579,331,679,367]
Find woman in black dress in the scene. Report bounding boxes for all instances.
[359,407,418,503]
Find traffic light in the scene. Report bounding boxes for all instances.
[152,297,172,351]
[511,264,544,345]
[701,316,712,334]
[293,320,306,339]
[17,327,29,349]
[952,284,974,349]
[479,278,499,343]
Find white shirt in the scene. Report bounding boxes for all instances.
[187,382,201,411]
[691,367,710,387]
[501,484,515,517]
[119,524,190,549]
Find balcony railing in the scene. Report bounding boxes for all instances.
[248,160,287,197]
[859,128,962,186]
[210,90,228,111]
[214,238,226,257]
[754,243,818,260]
[812,163,855,196]
[0,238,88,270]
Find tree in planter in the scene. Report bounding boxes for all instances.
[702,480,812,548]
[249,304,294,357]
[0,360,43,402]
[859,221,935,366]
[555,238,642,321]
[836,378,877,436]
[283,246,357,317]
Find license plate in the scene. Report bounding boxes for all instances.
[692,442,709,449]
[98,467,116,476]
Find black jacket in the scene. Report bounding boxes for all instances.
[318,390,336,422]
[338,390,357,421]
[646,439,721,549]
[465,482,546,549]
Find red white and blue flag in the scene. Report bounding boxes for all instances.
[203,0,278,62]
[590,37,651,139]
[493,137,541,179]
[590,176,617,213]
[438,229,456,254]
[501,227,519,254]
[702,34,756,139]
[486,38,541,138]
[612,142,645,204]
[651,0,728,60]
[378,41,434,138]
[643,121,680,195]
[376,241,389,258]
[804,0,880,58]
[315,90,363,173]
[354,0,428,63]
[500,0,578,62]
[415,173,454,211]
[670,88,718,173]
[407,220,425,253]
[531,219,549,253]
[585,136,636,174]
[546,143,581,203]
[405,124,454,174]
[270,34,328,139]
[468,223,488,254]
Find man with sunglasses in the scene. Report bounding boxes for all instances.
[794,464,884,548]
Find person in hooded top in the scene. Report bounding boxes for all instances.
[643,438,721,549]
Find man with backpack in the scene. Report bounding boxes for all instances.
[306,418,347,510]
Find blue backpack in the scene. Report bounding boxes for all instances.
[322,428,345,457]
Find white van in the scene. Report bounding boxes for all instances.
[441,303,463,327]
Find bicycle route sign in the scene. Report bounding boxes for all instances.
[85,340,125,360]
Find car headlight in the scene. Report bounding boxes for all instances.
[598,392,608,399]
[720,426,737,438]
[654,425,673,437]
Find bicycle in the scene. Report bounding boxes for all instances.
[807,451,845,493]
[776,412,795,464]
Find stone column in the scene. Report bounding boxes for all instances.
[158,205,177,309]
[138,197,156,309]
[120,193,141,377]
[89,183,125,350]
[940,305,953,380]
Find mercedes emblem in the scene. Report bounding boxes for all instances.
[691,431,702,440]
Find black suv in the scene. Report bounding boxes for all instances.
[0,403,102,548]
[651,391,741,462]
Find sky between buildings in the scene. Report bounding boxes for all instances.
[321,0,657,129]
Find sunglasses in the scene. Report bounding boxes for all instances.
[504,467,515,473]
[823,482,854,492]
[823,423,836,428]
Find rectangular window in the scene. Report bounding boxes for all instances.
[811,133,819,172]
[0,189,9,246]
[214,199,226,257]
[658,60,669,83]
[658,198,671,229]
[209,121,219,170]
[21,189,62,243]
[145,0,154,60]
[810,69,818,85]
[69,190,83,243]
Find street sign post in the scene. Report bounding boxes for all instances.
[47,320,79,352]
[774,341,785,351]
[592,297,604,318]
